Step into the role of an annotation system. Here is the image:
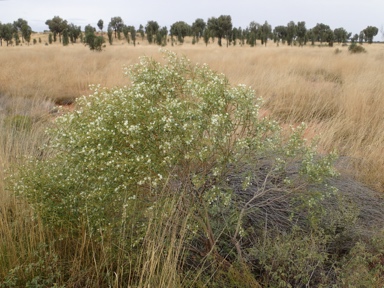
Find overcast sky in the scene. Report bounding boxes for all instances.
[0,0,383,40]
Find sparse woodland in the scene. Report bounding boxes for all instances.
[0,15,384,287]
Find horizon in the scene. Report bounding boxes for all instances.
[1,0,383,41]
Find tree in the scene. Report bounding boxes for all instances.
[324,29,335,47]
[296,21,307,46]
[333,27,350,44]
[351,33,359,43]
[97,19,104,32]
[359,31,364,44]
[208,15,232,47]
[109,17,124,39]
[45,16,68,43]
[156,26,168,46]
[170,21,191,44]
[260,21,272,46]
[363,26,378,44]
[231,27,241,46]
[1,23,14,46]
[145,21,159,44]
[286,21,297,46]
[122,25,130,43]
[21,23,32,45]
[13,18,28,42]
[68,23,82,43]
[84,24,104,51]
[129,26,136,46]
[273,25,287,45]
[0,22,2,46]
[13,30,20,46]
[312,23,332,45]
[138,24,145,41]
[107,28,113,45]
[192,18,206,41]
[203,28,210,46]
[248,21,260,47]
[62,28,69,46]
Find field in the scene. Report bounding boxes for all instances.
[1,35,384,286]
[1,36,384,190]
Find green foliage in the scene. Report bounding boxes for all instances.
[108,16,123,39]
[122,25,130,43]
[107,28,113,45]
[62,29,69,46]
[207,15,232,47]
[97,19,104,32]
[296,21,307,46]
[170,21,191,44]
[203,28,210,46]
[145,20,159,44]
[362,25,379,44]
[334,27,351,44]
[348,42,366,53]
[48,33,52,44]
[45,16,68,43]
[129,26,136,46]
[1,23,14,46]
[67,23,81,43]
[192,18,206,40]
[1,243,63,288]
[84,25,104,51]
[10,51,382,286]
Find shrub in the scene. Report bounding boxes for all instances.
[12,50,367,286]
[334,48,342,54]
[84,32,104,51]
[348,42,366,53]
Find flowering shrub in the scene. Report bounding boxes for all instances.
[11,50,344,285]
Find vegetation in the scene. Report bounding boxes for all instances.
[0,14,381,49]
[0,24,384,286]
[45,16,68,42]
[145,20,159,44]
[84,24,104,51]
[348,42,366,53]
[109,16,124,39]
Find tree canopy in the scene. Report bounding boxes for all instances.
[207,15,233,47]
[109,16,124,39]
[363,26,378,44]
[45,16,68,42]
[170,21,191,44]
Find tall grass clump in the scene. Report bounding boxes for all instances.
[6,50,384,287]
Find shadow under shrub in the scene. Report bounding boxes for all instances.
[7,50,384,287]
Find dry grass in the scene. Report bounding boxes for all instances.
[1,39,383,191]
[1,37,384,285]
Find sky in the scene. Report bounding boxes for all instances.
[0,0,383,40]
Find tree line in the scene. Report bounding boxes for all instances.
[0,15,380,50]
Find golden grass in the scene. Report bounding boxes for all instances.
[3,39,383,190]
[0,38,384,285]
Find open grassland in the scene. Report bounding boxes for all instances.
[1,40,384,191]
[1,38,384,286]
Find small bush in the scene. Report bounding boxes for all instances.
[334,48,342,54]
[349,42,366,53]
